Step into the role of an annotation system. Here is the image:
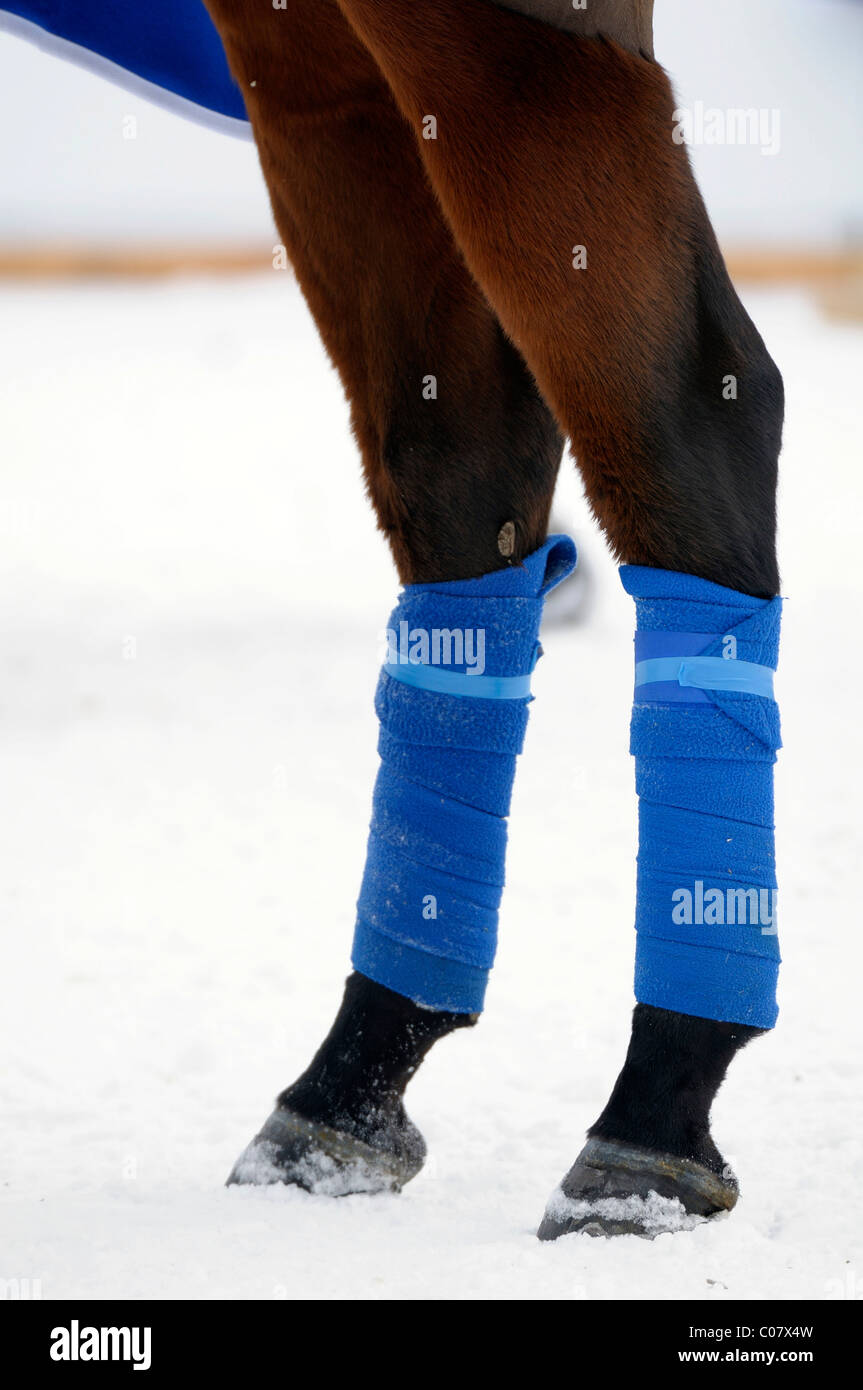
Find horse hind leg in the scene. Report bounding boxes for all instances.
[204,0,564,1193]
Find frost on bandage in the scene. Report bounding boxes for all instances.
[352,536,577,1013]
[621,566,782,1029]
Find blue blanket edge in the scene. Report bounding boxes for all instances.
[0,0,251,137]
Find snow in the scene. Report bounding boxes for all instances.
[0,274,860,1301]
[228,1140,394,1199]
[541,1187,708,1240]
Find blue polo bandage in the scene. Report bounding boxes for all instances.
[621,566,782,1029]
[352,535,577,1013]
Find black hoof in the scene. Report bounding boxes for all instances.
[226,1106,425,1196]
[537,1137,739,1241]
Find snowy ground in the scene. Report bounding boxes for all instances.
[0,274,860,1301]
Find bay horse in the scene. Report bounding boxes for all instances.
[7,0,784,1239]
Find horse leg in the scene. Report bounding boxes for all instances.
[335,0,784,1232]
[203,0,564,1191]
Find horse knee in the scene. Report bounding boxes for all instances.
[590,241,784,598]
[659,289,784,597]
[373,333,563,584]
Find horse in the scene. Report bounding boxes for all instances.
[5,0,784,1239]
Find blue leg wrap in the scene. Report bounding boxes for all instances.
[352,535,577,1013]
[621,566,783,1029]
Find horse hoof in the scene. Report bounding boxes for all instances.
[537,1136,738,1241]
[226,1105,425,1196]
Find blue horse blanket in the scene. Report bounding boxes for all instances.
[0,0,250,135]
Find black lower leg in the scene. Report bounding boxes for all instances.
[228,976,481,1192]
[536,1003,767,1237]
[280,972,476,1151]
[589,1006,762,1172]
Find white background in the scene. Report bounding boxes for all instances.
[0,1,861,1301]
[0,0,861,247]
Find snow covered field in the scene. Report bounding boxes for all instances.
[0,274,860,1301]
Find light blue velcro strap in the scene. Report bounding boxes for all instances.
[383,662,533,700]
[635,655,775,700]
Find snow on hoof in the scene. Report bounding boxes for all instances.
[226,1106,425,1196]
[536,1137,738,1241]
